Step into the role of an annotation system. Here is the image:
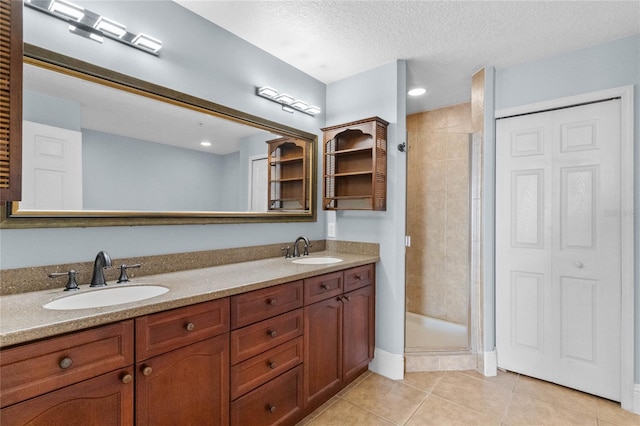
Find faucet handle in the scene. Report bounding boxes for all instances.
[280,246,292,259]
[117,263,141,283]
[49,270,80,291]
[303,241,312,256]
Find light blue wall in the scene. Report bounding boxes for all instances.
[493,35,639,384]
[82,130,225,211]
[327,61,408,357]
[23,90,80,131]
[1,1,326,270]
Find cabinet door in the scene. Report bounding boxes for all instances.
[343,285,375,383]
[0,369,134,426]
[136,334,229,426]
[303,296,342,410]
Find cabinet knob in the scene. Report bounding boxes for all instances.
[121,373,133,384]
[321,283,329,290]
[355,274,362,280]
[268,361,277,369]
[185,322,195,331]
[268,330,277,338]
[142,366,153,376]
[59,357,73,369]
[343,295,351,302]
[267,405,276,414]
[268,298,277,306]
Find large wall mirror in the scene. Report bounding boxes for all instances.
[1,45,317,228]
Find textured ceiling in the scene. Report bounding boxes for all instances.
[175,0,640,114]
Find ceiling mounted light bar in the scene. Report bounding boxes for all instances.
[25,0,163,56]
[256,86,321,116]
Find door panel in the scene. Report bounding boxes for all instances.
[496,99,621,401]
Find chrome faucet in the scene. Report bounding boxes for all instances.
[292,236,311,257]
[90,250,112,287]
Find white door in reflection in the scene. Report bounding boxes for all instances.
[250,155,268,212]
[21,121,83,210]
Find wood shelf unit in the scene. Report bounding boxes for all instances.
[322,117,388,210]
[267,137,310,211]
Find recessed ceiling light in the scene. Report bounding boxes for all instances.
[200,141,212,147]
[408,88,427,97]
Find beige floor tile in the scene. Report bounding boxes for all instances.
[596,397,640,425]
[514,375,598,417]
[343,373,427,424]
[406,394,500,426]
[504,393,598,426]
[431,371,512,421]
[337,370,372,397]
[459,369,519,391]
[305,399,394,426]
[599,420,621,426]
[297,396,340,425]
[401,371,445,392]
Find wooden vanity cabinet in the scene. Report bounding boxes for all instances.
[322,117,388,210]
[229,281,305,426]
[135,299,230,426]
[303,264,375,412]
[0,321,135,424]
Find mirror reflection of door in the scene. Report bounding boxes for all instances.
[249,155,268,212]
[21,121,83,210]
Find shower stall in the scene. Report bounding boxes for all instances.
[405,128,472,353]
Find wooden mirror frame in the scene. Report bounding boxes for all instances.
[0,44,317,229]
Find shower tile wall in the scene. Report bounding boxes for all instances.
[406,103,472,326]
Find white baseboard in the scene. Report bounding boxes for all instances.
[483,350,497,377]
[369,348,404,380]
[633,384,640,414]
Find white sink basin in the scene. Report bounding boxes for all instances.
[43,285,169,310]
[291,257,343,265]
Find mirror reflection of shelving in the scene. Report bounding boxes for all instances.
[267,137,309,210]
[322,117,388,210]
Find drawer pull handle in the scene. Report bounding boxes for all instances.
[268,298,277,306]
[321,283,329,290]
[268,361,277,369]
[121,374,133,384]
[185,322,195,331]
[355,274,362,280]
[268,330,277,338]
[59,357,73,369]
[142,366,153,376]
[343,295,351,302]
[267,405,276,414]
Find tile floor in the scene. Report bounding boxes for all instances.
[298,370,640,425]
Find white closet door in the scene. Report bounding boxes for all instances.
[21,121,83,210]
[496,99,621,401]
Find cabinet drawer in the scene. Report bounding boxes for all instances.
[0,320,134,408]
[304,271,343,305]
[231,365,303,426]
[0,368,134,425]
[344,264,374,292]
[136,298,229,360]
[230,309,303,365]
[231,336,303,400]
[231,281,303,329]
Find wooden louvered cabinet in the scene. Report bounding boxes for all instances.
[322,117,388,210]
[267,137,310,211]
[0,0,22,202]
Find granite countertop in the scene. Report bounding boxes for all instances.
[0,251,378,348]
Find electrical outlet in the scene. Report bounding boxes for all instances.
[327,222,336,238]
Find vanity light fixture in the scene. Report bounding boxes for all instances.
[25,0,163,56]
[94,16,127,39]
[48,0,84,21]
[132,33,163,53]
[256,86,321,116]
[69,23,103,43]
